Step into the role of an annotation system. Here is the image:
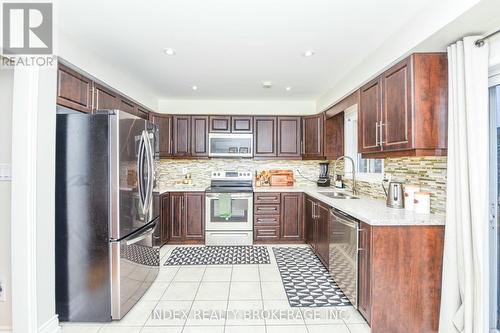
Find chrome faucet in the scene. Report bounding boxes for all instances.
[333,156,356,195]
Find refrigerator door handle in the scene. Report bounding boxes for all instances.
[137,132,146,214]
[142,130,154,215]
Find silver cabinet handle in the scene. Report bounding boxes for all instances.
[375,122,380,146]
[379,121,384,146]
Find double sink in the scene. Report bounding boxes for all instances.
[318,191,359,200]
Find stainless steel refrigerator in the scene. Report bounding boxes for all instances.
[55,108,161,322]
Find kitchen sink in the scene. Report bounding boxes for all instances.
[318,191,359,199]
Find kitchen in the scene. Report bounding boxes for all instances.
[1,1,500,333]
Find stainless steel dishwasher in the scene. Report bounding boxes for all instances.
[329,208,359,307]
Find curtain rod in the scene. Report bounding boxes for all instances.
[475,28,500,47]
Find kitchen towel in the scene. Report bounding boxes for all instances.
[218,193,232,219]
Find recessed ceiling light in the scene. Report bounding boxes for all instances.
[302,50,315,57]
[192,85,198,90]
[285,86,292,91]
[163,48,176,56]
[262,81,272,88]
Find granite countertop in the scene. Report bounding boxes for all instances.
[254,185,445,227]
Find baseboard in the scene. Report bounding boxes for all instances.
[39,315,60,333]
[0,326,12,333]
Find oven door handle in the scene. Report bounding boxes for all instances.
[206,193,253,198]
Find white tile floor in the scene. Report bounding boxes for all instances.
[61,244,370,333]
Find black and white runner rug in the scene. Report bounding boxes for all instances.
[164,246,271,265]
[273,247,351,307]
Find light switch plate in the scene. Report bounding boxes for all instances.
[0,281,6,302]
[0,164,11,181]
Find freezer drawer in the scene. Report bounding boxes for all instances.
[110,219,160,320]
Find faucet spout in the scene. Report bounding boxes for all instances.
[333,156,356,196]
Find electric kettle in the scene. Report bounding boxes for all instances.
[382,180,405,209]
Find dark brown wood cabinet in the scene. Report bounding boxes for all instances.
[232,116,253,133]
[359,225,444,333]
[324,112,344,160]
[209,116,231,133]
[93,83,118,110]
[277,117,301,157]
[280,193,303,241]
[167,192,204,244]
[136,106,149,120]
[57,64,93,113]
[150,113,172,157]
[254,192,303,243]
[304,195,329,268]
[160,193,170,244]
[191,116,209,157]
[119,98,136,115]
[358,222,372,323]
[172,116,191,157]
[254,117,277,157]
[302,114,324,159]
[359,53,447,157]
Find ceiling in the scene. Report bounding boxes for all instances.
[57,0,436,100]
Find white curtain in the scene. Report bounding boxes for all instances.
[439,37,490,332]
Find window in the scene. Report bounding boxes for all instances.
[343,105,384,180]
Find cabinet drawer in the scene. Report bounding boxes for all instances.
[254,193,281,204]
[254,226,280,241]
[254,204,280,215]
[254,215,280,226]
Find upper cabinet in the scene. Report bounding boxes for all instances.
[209,116,231,133]
[56,62,154,118]
[191,116,209,157]
[254,116,277,157]
[231,116,253,133]
[324,112,344,160]
[302,113,324,159]
[57,64,93,113]
[172,115,191,157]
[359,53,447,157]
[277,116,301,157]
[209,116,254,133]
[150,113,172,158]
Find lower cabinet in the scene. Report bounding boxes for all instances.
[304,195,329,268]
[160,193,170,244]
[162,192,204,244]
[357,222,371,323]
[253,192,304,243]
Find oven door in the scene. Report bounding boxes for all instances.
[205,193,253,231]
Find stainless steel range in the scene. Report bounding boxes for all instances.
[205,170,253,245]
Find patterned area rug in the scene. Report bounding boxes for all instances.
[273,247,351,307]
[164,246,271,265]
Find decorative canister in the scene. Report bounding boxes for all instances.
[404,185,421,211]
[414,192,431,214]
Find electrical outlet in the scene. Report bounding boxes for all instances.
[182,168,188,175]
[0,281,6,302]
[294,167,301,174]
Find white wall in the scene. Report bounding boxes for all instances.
[0,67,14,331]
[316,0,482,112]
[158,99,316,115]
[56,31,158,111]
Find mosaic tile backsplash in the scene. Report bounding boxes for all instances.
[156,156,447,215]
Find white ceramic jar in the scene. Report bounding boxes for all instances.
[414,192,431,214]
[404,184,421,211]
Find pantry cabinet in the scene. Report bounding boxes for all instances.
[359,53,447,157]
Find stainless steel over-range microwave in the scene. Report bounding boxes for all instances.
[208,133,253,158]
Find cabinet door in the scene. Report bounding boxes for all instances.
[136,106,149,120]
[209,116,231,133]
[254,117,277,157]
[277,117,301,157]
[304,196,316,249]
[302,114,324,158]
[150,113,172,157]
[359,77,382,153]
[183,193,205,241]
[173,116,191,156]
[324,112,344,160]
[280,193,303,241]
[160,193,170,244]
[315,202,330,268]
[93,83,118,110]
[57,64,93,113]
[382,57,412,151]
[191,116,209,157]
[358,222,372,323]
[169,193,184,241]
[118,98,136,116]
[232,116,253,133]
